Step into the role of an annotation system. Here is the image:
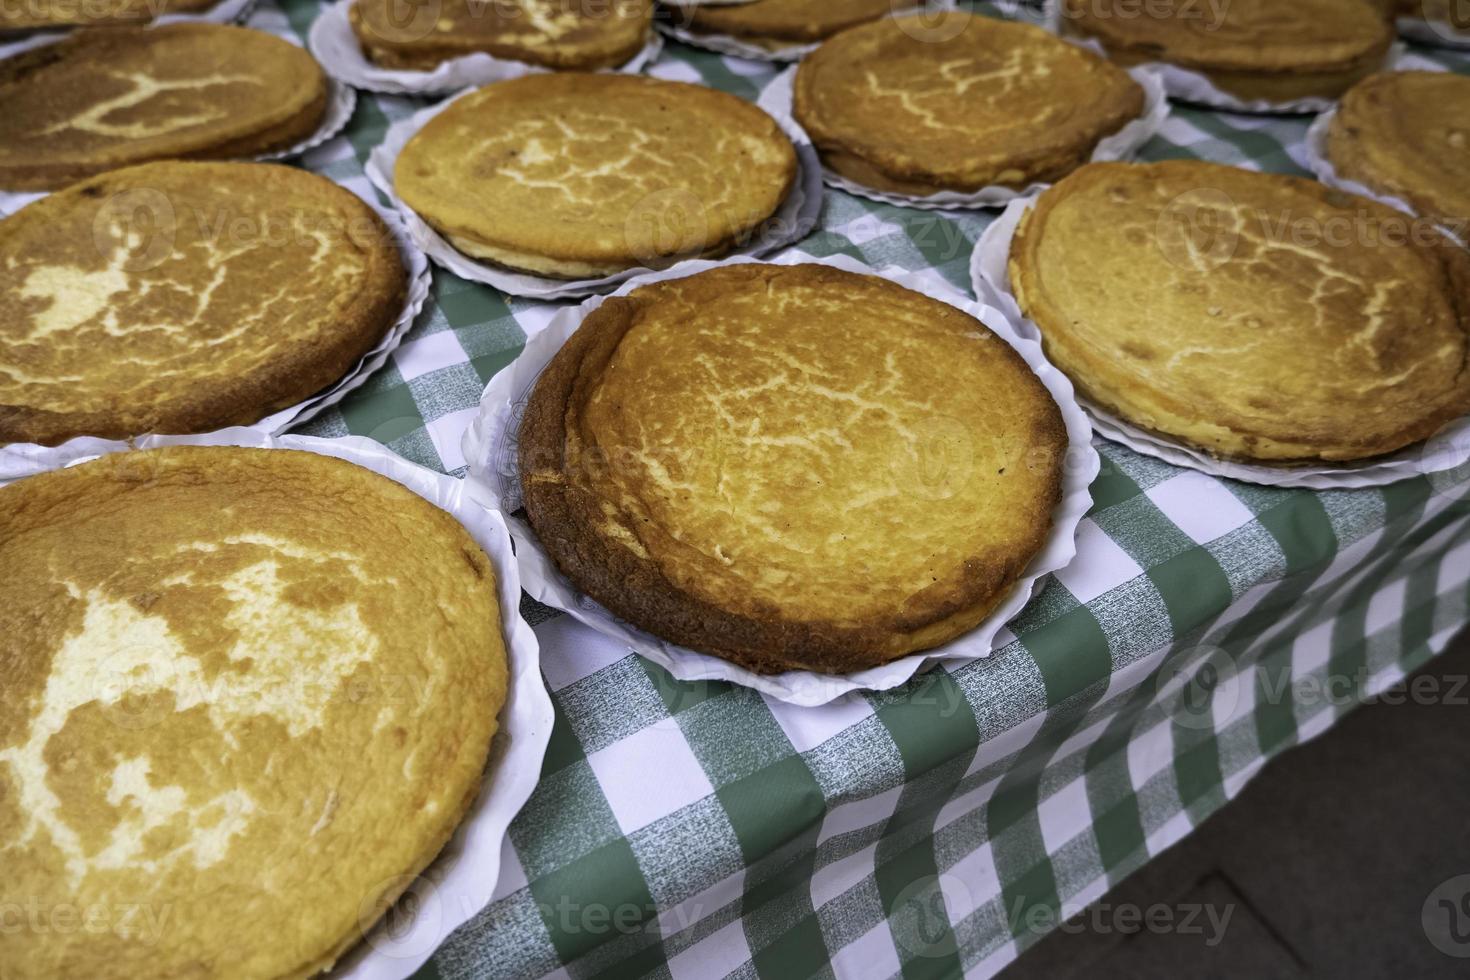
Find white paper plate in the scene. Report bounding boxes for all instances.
[0,429,552,980]
[0,197,432,481]
[309,0,663,95]
[1300,89,1467,250]
[971,194,1470,489]
[461,252,1099,706]
[1034,0,1406,114]
[365,85,824,300]
[0,19,354,214]
[0,0,255,60]
[757,55,1169,211]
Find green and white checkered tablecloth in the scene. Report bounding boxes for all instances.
[256,0,1470,975]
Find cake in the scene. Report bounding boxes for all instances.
[0,445,508,979]
[519,263,1068,674]
[0,24,329,191]
[1061,0,1393,103]
[1009,160,1470,463]
[0,162,407,446]
[1327,71,1470,233]
[349,0,653,71]
[394,74,797,278]
[793,11,1146,195]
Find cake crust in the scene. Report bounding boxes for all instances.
[1010,160,1470,464]
[1061,0,1392,101]
[395,73,796,279]
[794,11,1146,195]
[0,24,328,191]
[0,0,217,32]
[519,263,1068,675]
[0,162,407,446]
[0,445,508,980]
[349,0,652,71]
[1327,71,1470,234]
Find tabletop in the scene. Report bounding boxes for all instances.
[251,1,1470,976]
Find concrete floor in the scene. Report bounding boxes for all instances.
[1001,631,1470,979]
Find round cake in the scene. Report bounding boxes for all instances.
[350,0,653,71]
[1327,71,1470,233]
[1061,0,1392,102]
[395,74,797,278]
[674,0,921,50]
[0,0,217,31]
[0,161,407,447]
[0,445,508,979]
[793,11,1146,195]
[519,263,1068,675]
[1009,160,1470,464]
[0,24,329,191]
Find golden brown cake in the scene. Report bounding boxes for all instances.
[0,24,328,191]
[0,445,508,980]
[0,162,407,447]
[1061,0,1393,102]
[793,11,1146,195]
[519,263,1067,675]
[0,0,217,32]
[1327,71,1470,231]
[1009,160,1470,464]
[349,0,653,71]
[675,0,920,49]
[395,74,797,278]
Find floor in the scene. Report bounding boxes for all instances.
[1001,630,1470,979]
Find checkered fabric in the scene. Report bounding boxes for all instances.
[255,0,1470,976]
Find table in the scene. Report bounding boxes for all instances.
[259,0,1470,975]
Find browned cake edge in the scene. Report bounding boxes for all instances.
[0,28,330,191]
[0,165,409,446]
[2,444,509,980]
[1325,73,1470,233]
[518,264,1068,675]
[348,0,651,71]
[1009,164,1470,464]
[792,25,1147,194]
